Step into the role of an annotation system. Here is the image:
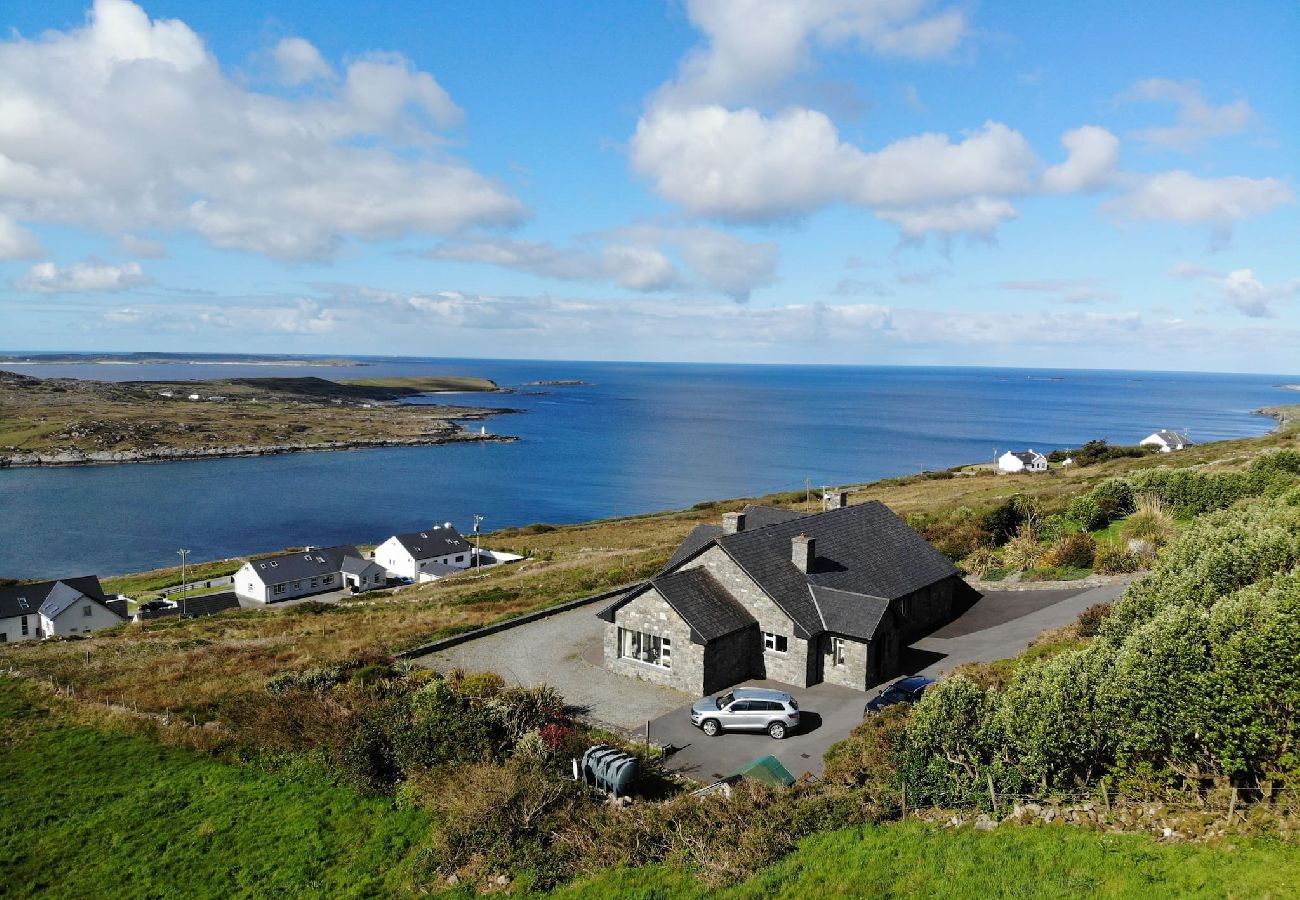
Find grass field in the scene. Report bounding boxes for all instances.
[549,822,1300,899]
[341,375,500,392]
[0,678,429,899]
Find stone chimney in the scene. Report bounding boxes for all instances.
[791,533,815,573]
[824,489,848,510]
[722,511,746,534]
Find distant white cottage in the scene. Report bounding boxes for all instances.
[1141,430,1194,453]
[235,545,386,603]
[374,525,475,581]
[0,576,127,642]
[998,449,1048,473]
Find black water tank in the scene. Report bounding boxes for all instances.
[581,744,639,795]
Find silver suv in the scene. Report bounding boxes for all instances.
[690,687,800,739]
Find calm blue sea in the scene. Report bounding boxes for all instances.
[1,357,1294,579]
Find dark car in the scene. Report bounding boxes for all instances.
[864,676,935,714]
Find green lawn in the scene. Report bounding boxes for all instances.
[551,822,1300,899]
[0,678,431,899]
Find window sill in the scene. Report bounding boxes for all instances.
[618,656,672,673]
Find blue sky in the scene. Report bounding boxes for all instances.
[1,0,1297,372]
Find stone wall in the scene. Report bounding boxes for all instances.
[897,576,956,641]
[604,586,701,694]
[819,632,870,690]
[703,625,758,695]
[683,547,812,687]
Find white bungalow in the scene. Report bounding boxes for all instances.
[0,577,126,643]
[374,525,475,581]
[235,545,381,603]
[1140,430,1193,453]
[997,449,1048,473]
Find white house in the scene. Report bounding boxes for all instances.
[374,525,475,581]
[235,545,383,603]
[0,576,127,643]
[998,449,1048,473]
[1141,430,1194,453]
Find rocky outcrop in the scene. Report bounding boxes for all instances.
[0,432,517,468]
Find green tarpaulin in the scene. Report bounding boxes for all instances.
[729,755,796,788]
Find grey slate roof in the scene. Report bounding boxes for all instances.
[393,526,472,560]
[716,501,959,640]
[1009,451,1044,465]
[598,568,756,645]
[663,524,723,571]
[1152,430,1192,445]
[811,585,891,641]
[246,545,364,585]
[341,556,385,577]
[138,591,242,620]
[0,576,112,620]
[740,505,806,529]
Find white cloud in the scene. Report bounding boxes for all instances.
[1119,79,1255,150]
[601,244,680,292]
[875,197,1017,238]
[1172,264,1299,318]
[429,226,778,301]
[999,278,1108,305]
[16,258,152,292]
[661,0,968,108]
[273,36,334,85]
[631,106,1038,227]
[0,214,42,259]
[1113,171,1292,227]
[1042,126,1120,193]
[0,0,522,260]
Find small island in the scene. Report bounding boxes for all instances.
[0,370,517,467]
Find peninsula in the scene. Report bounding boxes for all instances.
[0,370,516,467]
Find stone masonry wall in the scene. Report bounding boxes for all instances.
[820,633,870,690]
[683,546,811,687]
[897,576,956,642]
[703,625,759,695]
[604,586,702,694]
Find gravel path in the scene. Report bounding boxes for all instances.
[411,602,691,730]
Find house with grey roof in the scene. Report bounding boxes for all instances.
[997,449,1048,473]
[0,576,126,643]
[596,500,968,695]
[1140,430,1194,452]
[374,525,475,581]
[235,545,385,603]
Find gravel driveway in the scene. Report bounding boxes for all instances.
[411,602,692,730]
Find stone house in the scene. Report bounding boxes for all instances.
[597,496,967,695]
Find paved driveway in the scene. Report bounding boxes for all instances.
[650,582,1125,782]
[411,602,692,731]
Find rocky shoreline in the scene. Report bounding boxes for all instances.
[0,431,517,468]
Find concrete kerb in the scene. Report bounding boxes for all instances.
[395,583,639,660]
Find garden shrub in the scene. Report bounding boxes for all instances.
[1076,603,1113,638]
[1002,523,1044,571]
[1094,542,1142,575]
[1044,532,1096,569]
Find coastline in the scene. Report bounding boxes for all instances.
[1257,403,1300,434]
[0,431,517,469]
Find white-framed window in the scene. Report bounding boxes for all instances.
[830,636,847,667]
[455,554,465,562]
[21,616,28,636]
[322,575,334,585]
[309,578,318,588]
[273,584,287,595]
[617,627,672,669]
[293,581,301,590]
[763,631,788,654]
[83,604,92,617]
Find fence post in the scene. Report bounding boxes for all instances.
[1101,780,1110,813]
[986,771,999,816]
[901,784,907,819]
[1228,786,1237,823]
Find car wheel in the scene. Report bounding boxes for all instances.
[701,719,721,737]
[768,721,787,740]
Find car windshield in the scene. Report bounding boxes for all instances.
[880,689,907,703]
[716,692,734,709]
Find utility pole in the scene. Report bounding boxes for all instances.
[472,515,484,569]
[804,477,813,505]
[177,548,190,617]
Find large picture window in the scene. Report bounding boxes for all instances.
[763,631,788,653]
[618,627,672,669]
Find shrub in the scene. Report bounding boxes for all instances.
[1122,494,1177,549]
[456,671,505,698]
[1076,603,1113,638]
[983,495,1039,545]
[959,546,1001,579]
[1044,532,1096,569]
[1002,523,1044,571]
[1094,542,1142,575]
